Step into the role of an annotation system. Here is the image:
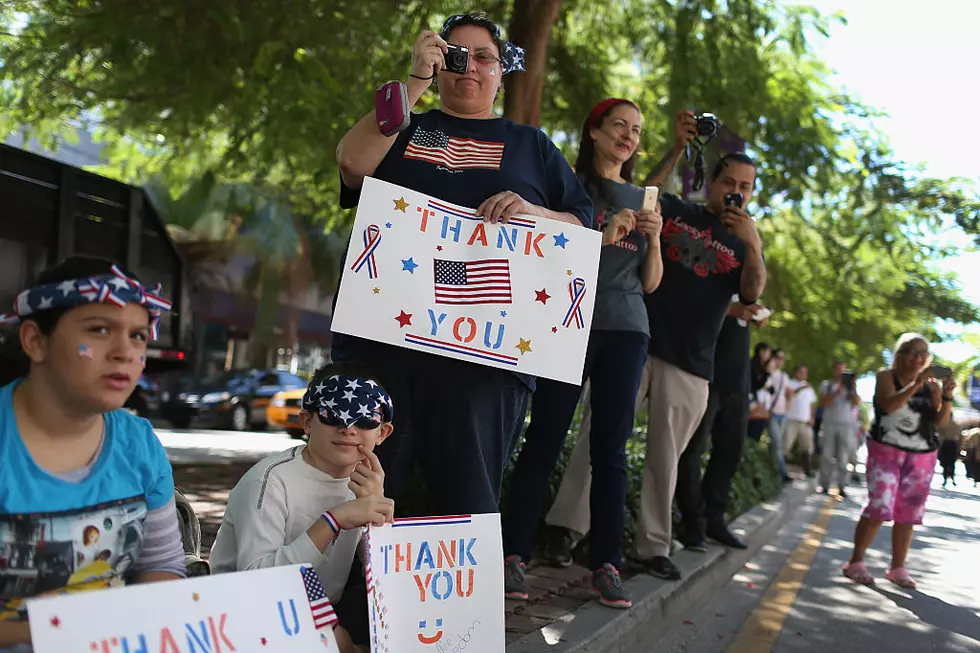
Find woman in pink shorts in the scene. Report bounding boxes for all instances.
[843,333,955,589]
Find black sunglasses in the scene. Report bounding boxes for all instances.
[316,410,382,430]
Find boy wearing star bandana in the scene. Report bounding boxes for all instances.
[209,363,395,606]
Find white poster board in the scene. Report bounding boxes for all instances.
[365,514,505,653]
[332,178,601,385]
[27,565,338,652]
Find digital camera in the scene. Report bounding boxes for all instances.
[695,112,722,139]
[445,44,470,75]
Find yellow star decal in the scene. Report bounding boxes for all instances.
[192,593,200,602]
[393,197,409,213]
[567,269,573,276]
[373,287,381,294]
[515,338,533,355]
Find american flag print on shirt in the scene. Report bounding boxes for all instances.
[433,258,513,305]
[404,127,505,170]
[300,566,339,631]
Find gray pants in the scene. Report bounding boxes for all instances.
[819,422,857,489]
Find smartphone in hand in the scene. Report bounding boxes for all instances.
[929,365,953,379]
[643,186,659,211]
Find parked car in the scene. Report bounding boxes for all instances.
[162,369,306,431]
[124,377,161,418]
[266,388,307,439]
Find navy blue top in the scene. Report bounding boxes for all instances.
[334,109,594,389]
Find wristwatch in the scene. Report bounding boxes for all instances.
[942,395,953,402]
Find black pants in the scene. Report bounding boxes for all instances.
[502,330,648,570]
[675,386,749,530]
[335,341,530,514]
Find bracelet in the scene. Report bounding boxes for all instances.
[409,72,435,80]
[321,511,342,536]
[942,396,953,402]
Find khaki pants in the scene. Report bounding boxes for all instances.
[784,419,814,456]
[546,356,710,558]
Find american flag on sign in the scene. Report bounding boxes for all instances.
[300,566,338,631]
[404,127,505,170]
[433,258,512,305]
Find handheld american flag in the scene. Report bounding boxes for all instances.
[433,258,512,305]
[300,566,338,631]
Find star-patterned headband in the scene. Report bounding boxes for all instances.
[302,374,394,427]
[0,265,173,340]
[440,14,526,75]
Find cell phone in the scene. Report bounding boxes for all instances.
[375,81,411,137]
[642,186,659,211]
[930,365,953,379]
[842,370,856,389]
[724,193,743,208]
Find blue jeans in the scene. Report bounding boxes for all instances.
[768,414,788,478]
[502,330,649,570]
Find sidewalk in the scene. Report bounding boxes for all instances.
[173,461,813,650]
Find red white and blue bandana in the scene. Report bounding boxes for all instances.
[0,265,173,339]
[302,375,394,427]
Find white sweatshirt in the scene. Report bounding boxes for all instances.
[209,445,362,602]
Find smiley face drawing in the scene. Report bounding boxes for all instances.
[417,618,444,645]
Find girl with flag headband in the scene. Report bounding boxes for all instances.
[0,255,186,652]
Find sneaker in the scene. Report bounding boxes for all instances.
[642,555,682,580]
[590,563,632,609]
[542,527,575,568]
[706,521,748,549]
[504,555,529,601]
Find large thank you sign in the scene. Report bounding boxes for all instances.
[28,565,339,652]
[365,514,505,653]
[332,178,601,384]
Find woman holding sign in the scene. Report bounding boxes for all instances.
[334,12,593,519]
[501,99,663,609]
[0,256,187,652]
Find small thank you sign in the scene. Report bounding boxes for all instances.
[27,564,339,652]
[365,514,505,653]
[332,178,601,384]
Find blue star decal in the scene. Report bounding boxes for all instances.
[500,311,507,318]
[553,232,570,248]
[385,222,393,228]
[401,257,419,274]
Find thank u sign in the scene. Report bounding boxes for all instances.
[332,178,601,384]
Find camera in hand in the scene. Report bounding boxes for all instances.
[842,370,856,390]
[695,112,722,139]
[444,44,470,75]
[724,193,743,208]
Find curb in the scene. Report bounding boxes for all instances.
[506,481,816,653]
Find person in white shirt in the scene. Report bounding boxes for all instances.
[209,363,396,652]
[763,348,793,482]
[818,361,862,496]
[784,364,818,476]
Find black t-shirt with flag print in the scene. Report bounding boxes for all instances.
[339,109,592,224]
[645,193,749,382]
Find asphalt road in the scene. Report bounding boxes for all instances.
[155,426,299,464]
[658,465,980,653]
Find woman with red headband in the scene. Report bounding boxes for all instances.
[0,256,186,651]
[501,98,662,609]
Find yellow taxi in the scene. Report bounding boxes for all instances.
[266,388,306,439]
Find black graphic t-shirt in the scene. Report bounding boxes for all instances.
[645,194,747,381]
[871,372,940,452]
[335,109,594,389]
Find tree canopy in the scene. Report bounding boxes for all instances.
[1,0,977,373]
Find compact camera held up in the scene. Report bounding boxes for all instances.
[444,44,470,75]
[694,112,722,140]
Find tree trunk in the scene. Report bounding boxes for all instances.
[503,0,563,127]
